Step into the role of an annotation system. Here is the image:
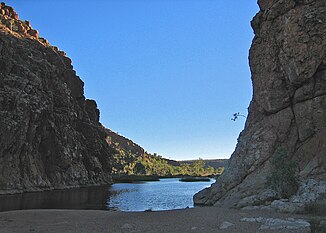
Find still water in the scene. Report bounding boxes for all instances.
[0,178,214,212]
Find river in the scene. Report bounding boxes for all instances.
[0,178,214,212]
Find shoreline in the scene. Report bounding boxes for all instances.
[0,183,112,196]
[0,176,214,196]
[0,207,315,233]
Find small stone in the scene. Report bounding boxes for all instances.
[241,217,265,223]
[191,227,197,230]
[121,223,133,229]
[219,221,235,229]
[242,206,260,210]
[270,200,304,213]
[260,205,273,211]
[260,218,310,230]
[242,217,310,231]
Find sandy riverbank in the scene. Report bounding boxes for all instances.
[0,207,315,233]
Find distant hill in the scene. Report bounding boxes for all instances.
[178,159,228,169]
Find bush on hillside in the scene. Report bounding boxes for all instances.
[267,148,299,198]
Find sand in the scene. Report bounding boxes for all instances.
[0,207,314,233]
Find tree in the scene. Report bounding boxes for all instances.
[267,148,299,198]
[231,112,246,121]
[123,162,135,175]
[180,164,191,175]
[206,166,215,175]
[193,158,205,176]
[133,162,146,175]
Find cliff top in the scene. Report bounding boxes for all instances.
[0,2,69,58]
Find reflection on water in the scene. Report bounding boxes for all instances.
[0,178,214,212]
[0,185,111,212]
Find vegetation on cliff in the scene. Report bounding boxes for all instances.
[266,148,299,198]
[94,128,225,179]
[112,152,224,178]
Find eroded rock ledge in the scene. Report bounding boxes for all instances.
[194,0,326,212]
[0,3,144,194]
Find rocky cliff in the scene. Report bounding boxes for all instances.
[0,3,144,194]
[194,0,326,212]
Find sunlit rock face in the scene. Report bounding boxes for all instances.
[0,3,144,194]
[194,0,326,211]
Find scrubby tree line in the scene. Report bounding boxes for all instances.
[112,152,224,177]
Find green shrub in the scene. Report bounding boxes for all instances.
[267,148,299,198]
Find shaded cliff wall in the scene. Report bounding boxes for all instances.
[195,0,326,210]
[0,3,144,194]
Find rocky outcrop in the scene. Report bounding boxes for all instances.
[0,3,144,194]
[241,217,310,231]
[0,2,18,20]
[194,0,326,211]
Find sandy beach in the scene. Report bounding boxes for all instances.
[0,207,314,233]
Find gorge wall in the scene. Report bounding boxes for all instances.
[194,0,326,212]
[0,3,144,194]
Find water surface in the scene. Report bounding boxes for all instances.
[0,178,214,212]
[108,178,214,211]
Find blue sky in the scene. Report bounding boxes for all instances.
[7,0,259,160]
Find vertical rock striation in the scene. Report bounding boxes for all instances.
[0,3,144,194]
[194,0,326,211]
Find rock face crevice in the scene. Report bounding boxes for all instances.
[194,0,326,211]
[0,3,144,194]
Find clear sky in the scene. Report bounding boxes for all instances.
[7,0,259,160]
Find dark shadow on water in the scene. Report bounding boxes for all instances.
[0,185,114,212]
[0,178,214,212]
